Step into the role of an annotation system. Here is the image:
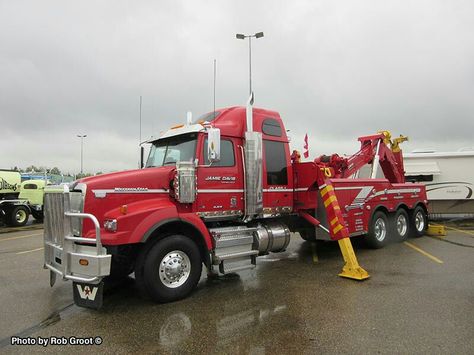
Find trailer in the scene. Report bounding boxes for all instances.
[42,95,428,309]
[404,150,474,217]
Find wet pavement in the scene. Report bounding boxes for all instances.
[0,226,473,354]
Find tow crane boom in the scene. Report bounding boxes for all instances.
[315,131,408,183]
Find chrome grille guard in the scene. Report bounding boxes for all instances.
[43,189,111,286]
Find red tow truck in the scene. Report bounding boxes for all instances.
[43,94,428,308]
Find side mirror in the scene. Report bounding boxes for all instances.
[140,146,145,168]
[207,128,221,163]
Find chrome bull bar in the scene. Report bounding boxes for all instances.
[43,192,111,286]
[64,212,103,253]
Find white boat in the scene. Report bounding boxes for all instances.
[404,149,474,218]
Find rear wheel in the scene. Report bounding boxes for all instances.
[142,235,202,303]
[8,205,30,227]
[365,210,389,249]
[410,206,428,238]
[393,209,410,241]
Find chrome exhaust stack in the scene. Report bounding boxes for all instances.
[244,92,263,220]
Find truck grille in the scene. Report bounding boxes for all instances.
[69,192,84,236]
[44,192,67,247]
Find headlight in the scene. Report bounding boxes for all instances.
[104,219,117,232]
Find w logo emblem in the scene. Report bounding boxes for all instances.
[73,282,103,309]
[76,284,98,301]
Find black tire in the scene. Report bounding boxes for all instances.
[392,209,410,241]
[365,210,389,249]
[32,210,44,221]
[409,206,428,238]
[134,245,149,298]
[8,205,30,227]
[142,235,202,303]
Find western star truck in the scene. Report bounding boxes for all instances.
[43,95,428,309]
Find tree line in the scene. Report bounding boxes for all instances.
[10,166,103,179]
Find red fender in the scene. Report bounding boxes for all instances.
[100,199,213,249]
[128,202,178,244]
[178,212,213,250]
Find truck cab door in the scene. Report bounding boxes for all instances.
[196,136,244,219]
[262,139,294,214]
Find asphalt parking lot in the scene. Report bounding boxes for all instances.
[0,223,473,354]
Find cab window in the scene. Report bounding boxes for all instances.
[262,118,282,137]
[203,139,235,167]
[23,184,38,189]
[264,140,288,185]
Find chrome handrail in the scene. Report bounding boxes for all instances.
[64,212,103,254]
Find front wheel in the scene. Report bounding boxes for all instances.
[410,206,428,238]
[365,211,389,249]
[142,235,202,303]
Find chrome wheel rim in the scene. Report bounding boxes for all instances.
[159,250,191,288]
[374,218,387,241]
[415,211,425,232]
[397,214,408,236]
[16,209,27,223]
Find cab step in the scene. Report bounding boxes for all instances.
[214,250,258,263]
[220,262,256,274]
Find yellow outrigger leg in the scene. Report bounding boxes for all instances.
[337,238,370,280]
[300,175,370,280]
[319,179,370,280]
[299,210,370,281]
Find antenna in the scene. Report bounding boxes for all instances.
[139,95,142,144]
[213,59,216,118]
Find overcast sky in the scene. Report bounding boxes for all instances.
[1,0,473,174]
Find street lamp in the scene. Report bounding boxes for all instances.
[235,32,264,95]
[77,134,87,175]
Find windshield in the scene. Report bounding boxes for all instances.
[146,133,197,168]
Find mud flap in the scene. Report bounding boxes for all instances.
[73,281,104,309]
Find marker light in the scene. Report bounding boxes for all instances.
[120,205,128,215]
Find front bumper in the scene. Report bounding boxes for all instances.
[43,191,111,285]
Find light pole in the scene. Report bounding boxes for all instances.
[236,32,264,95]
[77,134,87,175]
